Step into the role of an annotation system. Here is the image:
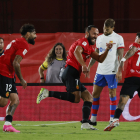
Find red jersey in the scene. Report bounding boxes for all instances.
[0,37,29,78]
[125,43,140,78]
[66,37,95,73]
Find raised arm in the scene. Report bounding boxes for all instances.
[13,55,27,89]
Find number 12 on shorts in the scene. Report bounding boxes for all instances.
[6,84,12,92]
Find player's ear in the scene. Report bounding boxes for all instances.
[85,31,89,37]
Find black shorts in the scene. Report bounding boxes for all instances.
[61,65,86,92]
[0,74,18,98]
[120,77,140,99]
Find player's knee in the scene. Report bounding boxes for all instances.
[11,98,20,106]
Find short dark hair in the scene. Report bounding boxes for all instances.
[85,25,97,33]
[0,37,4,41]
[20,24,35,36]
[137,32,140,38]
[104,18,115,28]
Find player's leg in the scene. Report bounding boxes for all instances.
[108,88,117,122]
[0,97,8,107]
[36,65,81,104]
[80,87,98,130]
[105,74,118,122]
[90,73,106,125]
[104,77,140,131]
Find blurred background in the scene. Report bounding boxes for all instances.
[0,0,139,34]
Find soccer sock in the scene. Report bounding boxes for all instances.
[114,108,123,119]
[82,101,92,123]
[90,97,100,122]
[110,96,117,120]
[49,91,75,103]
[4,115,13,125]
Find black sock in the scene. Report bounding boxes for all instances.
[114,108,123,119]
[5,115,13,122]
[49,91,75,103]
[82,101,92,123]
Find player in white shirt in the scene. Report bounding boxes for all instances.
[88,19,125,127]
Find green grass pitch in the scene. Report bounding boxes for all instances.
[0,121,139,140]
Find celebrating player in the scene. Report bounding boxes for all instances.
[0,24,37,132]
[104,32,140,131]
[88,19,124,127]
[36,25,113,130]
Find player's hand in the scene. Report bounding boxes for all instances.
[40,79,45,83]
[106,43,115,50]
[116,71,122,82]
[82,65,89,78]
[86,67,90,78]
[20,79,27,89]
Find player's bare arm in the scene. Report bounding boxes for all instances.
[74,45,89,76]
[88,48,99,69]
[117,48,124,62]
[90,43,113,63]
[116,46,137,82]
[13,55,27,89]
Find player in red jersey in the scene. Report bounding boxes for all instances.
[0,24,37,132]
[104,32,140,131]
[36,25,113,130]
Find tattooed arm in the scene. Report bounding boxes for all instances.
[13,55,27,89]
[117,48,124,62]
[116,46,137,82]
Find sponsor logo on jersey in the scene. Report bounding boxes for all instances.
[99,47,112,52]
[6,92,9,97]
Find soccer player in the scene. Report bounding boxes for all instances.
[0,24,37,132]
[88,19,124,127]
[104,32,140,131]
[36,25,114,130]
[0,37,4,56]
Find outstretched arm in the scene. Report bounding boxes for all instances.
[13,55,27,89]
[90,43,113,63]
[88,48,99,69]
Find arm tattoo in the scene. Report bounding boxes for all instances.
[124,46,137,59]
[117,48,124,62]
[13,55,23,81]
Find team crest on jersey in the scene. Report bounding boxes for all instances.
[82,41,87,46]
[6,92,9,97]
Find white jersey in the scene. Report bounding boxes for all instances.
[96,31,124,74]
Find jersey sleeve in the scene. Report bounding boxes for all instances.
[77,38,89,50]
[15,41,29,58]
[41,60,48,70]
[117,36,125,49]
